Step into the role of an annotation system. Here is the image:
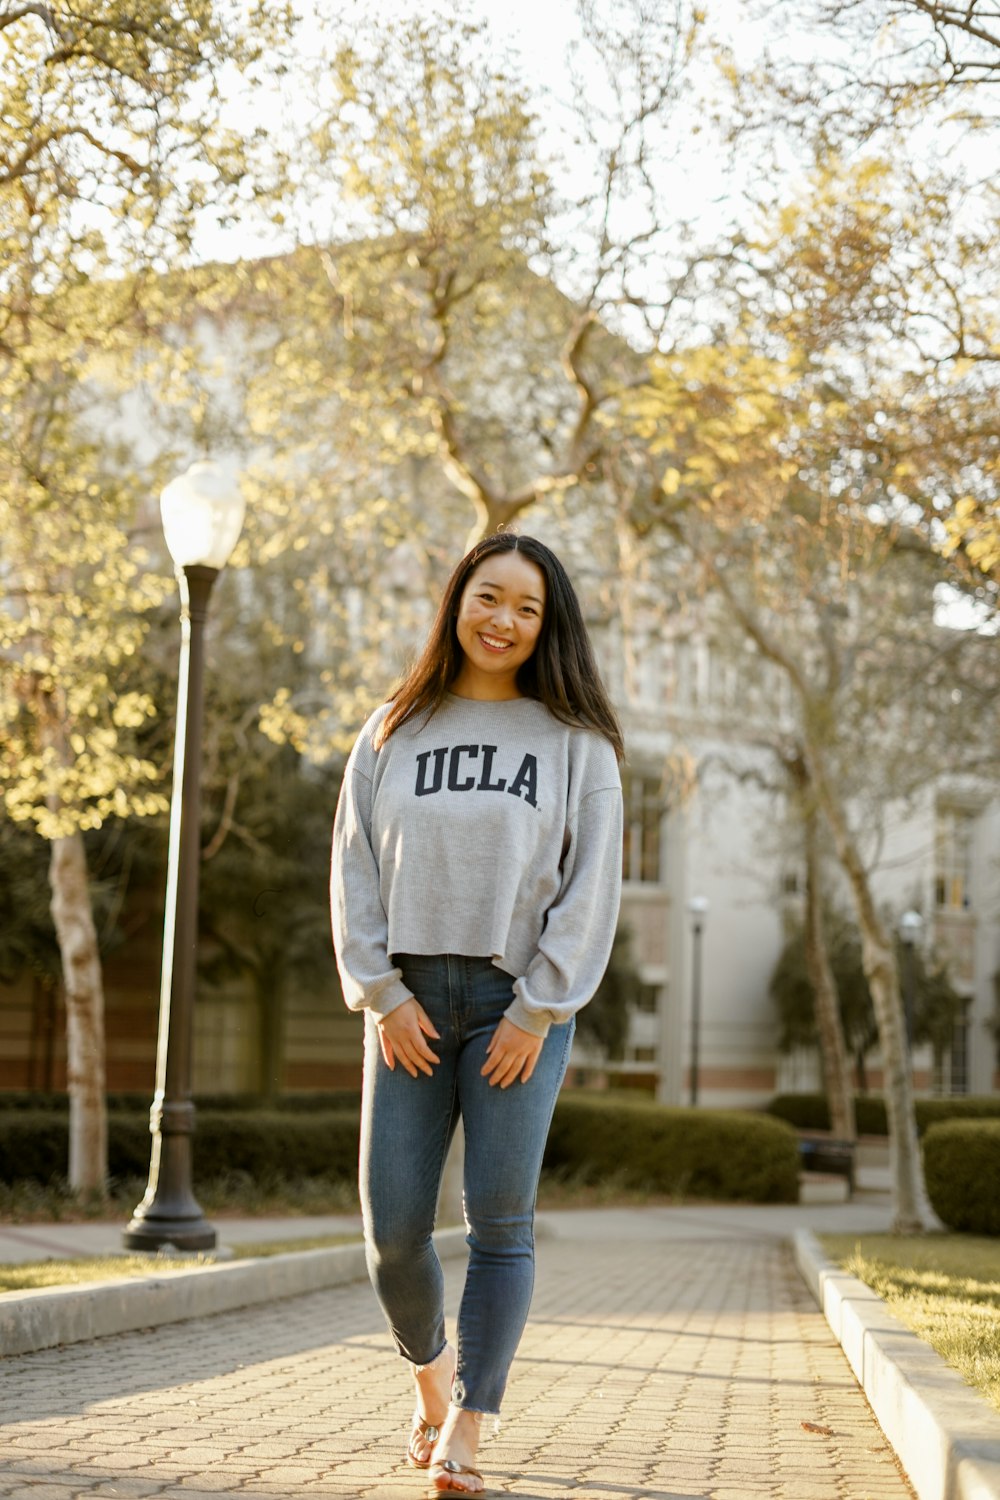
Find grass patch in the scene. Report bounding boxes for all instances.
[819,1233,1000,1415]
[0,1254,214,1294]
[0,1232,362,1295]
[231,1234,359,1258]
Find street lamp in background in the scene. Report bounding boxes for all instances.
[686,896,709,1107]
[123,462,245,1252]
[899,909,923,1055]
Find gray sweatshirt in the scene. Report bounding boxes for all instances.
[331,693,623,1038]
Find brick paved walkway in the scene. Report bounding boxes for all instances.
[0,1211,915,1500]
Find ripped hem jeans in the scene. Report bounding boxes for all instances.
[359,953,574,1415]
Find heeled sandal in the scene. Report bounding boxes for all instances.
[427,1457,486,1494]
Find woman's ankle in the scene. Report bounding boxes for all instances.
[438,1406,483,1454]
[414,1344,455,1414]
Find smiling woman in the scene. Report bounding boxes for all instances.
[330,531,624,1494]
[453,551,546,698]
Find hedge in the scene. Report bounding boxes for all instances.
[765,1094,889,1135]
[543,1095,800,1203]
[915,1097,1000,1133]
[765,1093,1000,1138]
[0,1110,360,1186]
[0,1095,800,1202]
[0,1112,76,1183]
[923,1120,1000,1236]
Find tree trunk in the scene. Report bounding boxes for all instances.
[805,743,928,1232]
[464,495,533,552]
[48,830,108,1195]
[800,791,856,1142]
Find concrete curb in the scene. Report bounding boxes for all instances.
[794,1228,1000,1500]
[1,1226,469,1360]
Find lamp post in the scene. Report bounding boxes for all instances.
[123,462,245,1252]
[686,896,709,1107]
[899,909,923,1055]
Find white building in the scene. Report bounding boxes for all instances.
[596,621,1000,1107]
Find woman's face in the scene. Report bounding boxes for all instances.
[453,550,547,698]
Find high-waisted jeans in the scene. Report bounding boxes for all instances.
[359,953,575,1415]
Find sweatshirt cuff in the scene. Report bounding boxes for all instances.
[504,996,554,1040]
[368,976,414,1022]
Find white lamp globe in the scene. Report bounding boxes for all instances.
[899,909,923,943]
[160,462,246,570]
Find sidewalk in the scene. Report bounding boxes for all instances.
[0,1213,364,1264]
[0,1198,917,1500]
[0,1193,896,1264]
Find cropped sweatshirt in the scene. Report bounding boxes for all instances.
[330,693,623,1038]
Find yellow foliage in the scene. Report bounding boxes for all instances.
[941,498,1000,579]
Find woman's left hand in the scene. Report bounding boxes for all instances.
[482,1017,544,1088]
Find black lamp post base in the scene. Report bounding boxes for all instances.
[122,1212,217,1253]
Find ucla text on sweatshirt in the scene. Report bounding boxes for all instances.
[330,694,623,1038]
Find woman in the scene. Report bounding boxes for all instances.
[331,532,624,1495]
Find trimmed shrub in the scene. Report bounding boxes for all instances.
[190,1111,359,1182]
[765,1093,1000,1138]
[763,1094,826,1130]
[109,1113,156,1178]
[923,1120,1000,1236]
[764,1093,888,1135]
[180,1092,360,1114]
[0,1110,360,1186]
[915,1097,1000,1132]
[0,1112,72,1182]
[856,1097,889,1136]
[544,1094,799,1203]
[0,1094,71,1113]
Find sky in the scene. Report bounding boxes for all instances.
[199,0,763,268]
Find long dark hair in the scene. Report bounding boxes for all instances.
[375,533,624,761]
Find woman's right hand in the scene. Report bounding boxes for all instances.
[377,998,441,1077]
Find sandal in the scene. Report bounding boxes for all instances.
[406,1343,456,1469]
[427,1458,486,1494]
[406,1414,441,1469]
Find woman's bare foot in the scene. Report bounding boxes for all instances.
[428,1407,485,1493]
[408,1344,457,1467]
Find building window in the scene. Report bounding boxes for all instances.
[635,983,659,1014]
[935,808,974,910]
[622,772,664,883]
[673,638,689,705]
[706,643,739,710]
[950,1022,969,1095]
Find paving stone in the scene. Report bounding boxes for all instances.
[0,1215,917,1500]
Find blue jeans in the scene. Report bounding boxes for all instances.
[359,954,575,1415]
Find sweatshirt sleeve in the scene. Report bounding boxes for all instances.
[330,748,413,1021]
[505,783,623,1038]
